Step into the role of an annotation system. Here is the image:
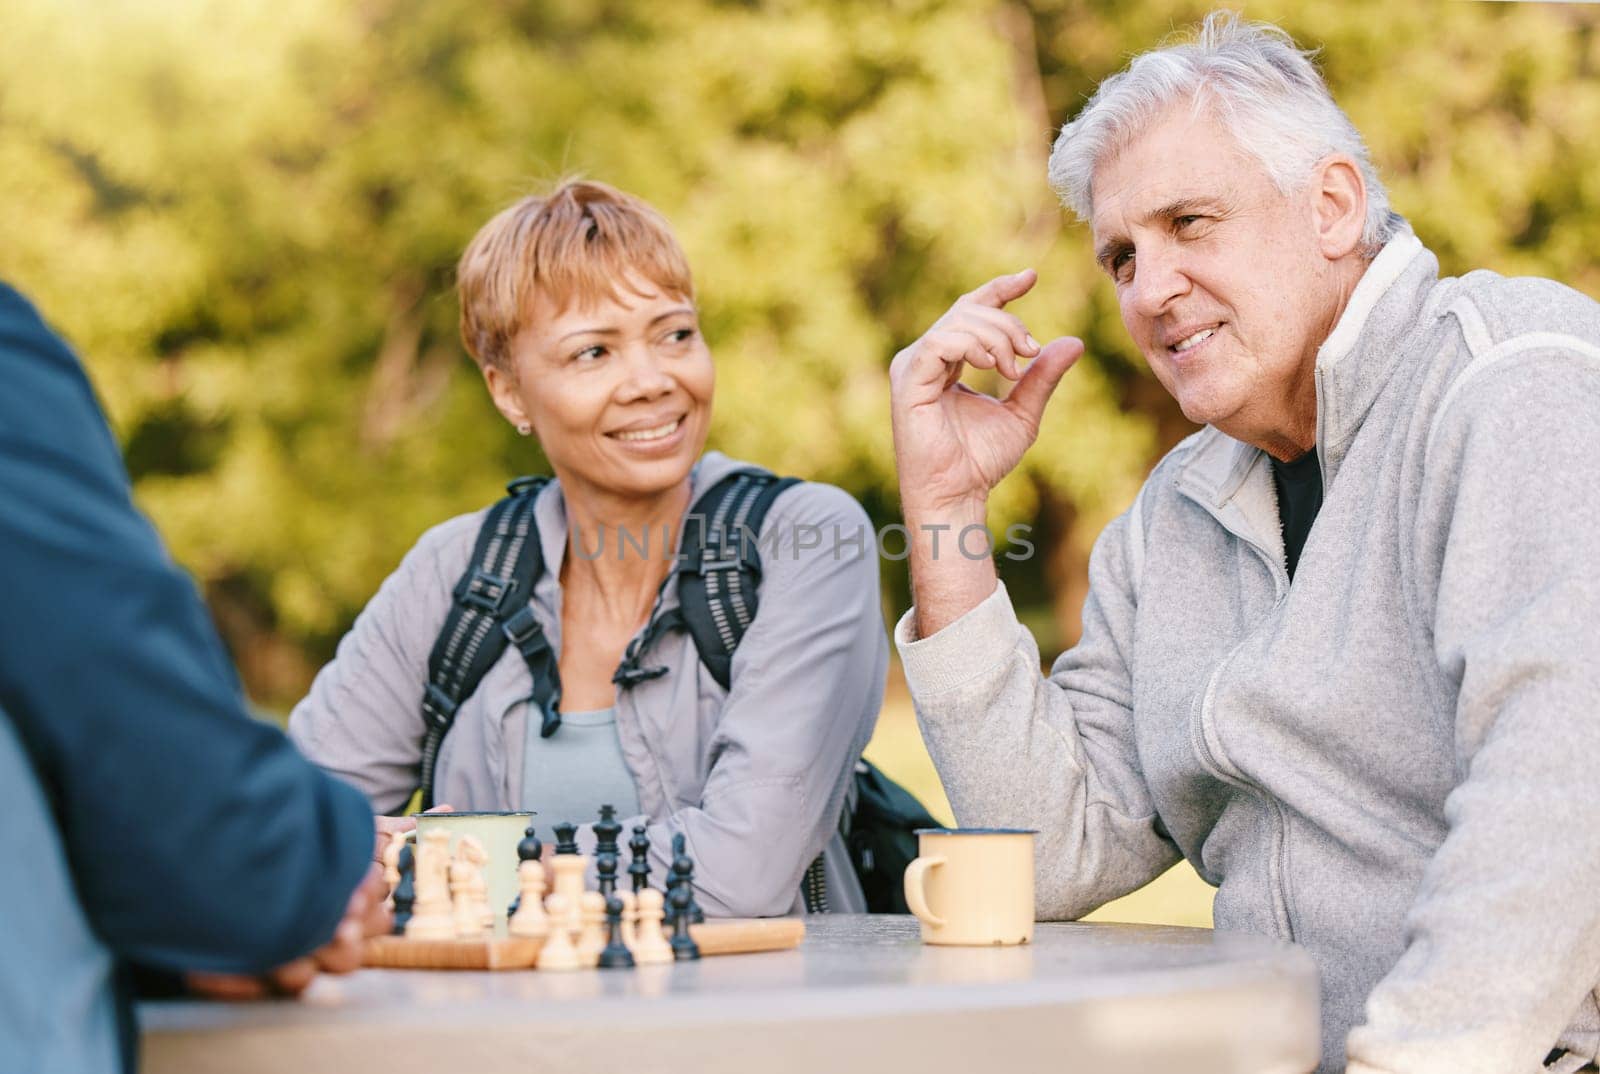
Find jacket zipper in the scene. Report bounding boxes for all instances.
[1189,498,1298,942]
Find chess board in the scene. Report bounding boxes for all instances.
[363,917,805,970]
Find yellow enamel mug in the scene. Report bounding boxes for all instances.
[903,828,1036,946]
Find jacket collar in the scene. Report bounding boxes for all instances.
[1313,228,1436,478]
[1175,227,1438,509]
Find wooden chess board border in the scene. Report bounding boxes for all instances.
[363,917,805,970]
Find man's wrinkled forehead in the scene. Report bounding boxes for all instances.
[1087,103,1261,244]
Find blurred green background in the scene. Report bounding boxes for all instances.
[3,0,1596,928]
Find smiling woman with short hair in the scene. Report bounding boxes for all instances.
[289,180,887,916]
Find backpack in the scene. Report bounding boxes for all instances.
[415,467,941,913]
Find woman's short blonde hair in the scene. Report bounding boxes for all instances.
[456,180,695,370]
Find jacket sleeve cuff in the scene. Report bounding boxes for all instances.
[895,581,1021,696]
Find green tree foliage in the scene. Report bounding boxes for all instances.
[0,0,1595,704]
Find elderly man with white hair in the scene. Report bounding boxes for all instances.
[889,12,1600,1074]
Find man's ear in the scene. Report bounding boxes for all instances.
[1312,154,1368,259]
[482,363,530,430]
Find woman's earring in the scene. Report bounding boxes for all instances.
[516,422,532,436]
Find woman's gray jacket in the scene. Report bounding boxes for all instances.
[290,452,887,916]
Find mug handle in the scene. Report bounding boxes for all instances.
[903,855,947,928]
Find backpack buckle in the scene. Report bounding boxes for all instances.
[460,567,517,614]
[421,684,459,731]
[613,662,670,689]
[506,475,544,497]
[502,605,545,649]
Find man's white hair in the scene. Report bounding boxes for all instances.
[1048,11,1401,251]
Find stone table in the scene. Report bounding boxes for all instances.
[140,914,1320,1074]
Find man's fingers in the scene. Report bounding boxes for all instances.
[964,268,1038,309]
[268,958,318,996]
[1004,336,1084,427]
[958,308,1040,379]
[894,313,1036,400]
[964,306,1039,364]
[359,895,394,938]
[185,972,270,1001]
[314,921,367,974]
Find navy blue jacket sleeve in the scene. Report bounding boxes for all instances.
[0,282,374,974]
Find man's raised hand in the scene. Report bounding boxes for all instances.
[889,269,1083,516]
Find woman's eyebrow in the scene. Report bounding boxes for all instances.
[557,306,695,343]
[556,325,620,343]
[647,306,696,326]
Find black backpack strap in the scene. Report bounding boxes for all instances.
[418,475,558,810]
[674,468,828,911]
[674,469,799,690]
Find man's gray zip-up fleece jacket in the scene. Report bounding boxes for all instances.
[896,231,1600,1073]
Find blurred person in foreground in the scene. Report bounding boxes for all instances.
[890,13,1600,1074]
[289,180,886,916]
[0,282,389,1074]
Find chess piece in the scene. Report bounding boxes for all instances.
[508,825,543,918]
[618,888,638,951]
[628,824,652,894]
[631,888,673,965]
[596,844,620,900]
[508,860,549,940]
[536,894,581,971]
[595,804,622,855]
[597,894,635,968]
[549,853,588,936]
[575,891,607,967]
[450,835,493,938]
[382,833,407,895]
[553,821,579,856]
[391,843,416,935]
[405,829,455,940]
[595,805,622,897]
[670,833,704,925]
[668,880,700,961]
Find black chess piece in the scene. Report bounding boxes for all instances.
[597,894,635,969]
[518,824,544,864]
[596,845,620,899]
[594,804,622,856]
[668,881,700,961]
[391,843,415,935]
[628,824,651,894]
[554,821,579,856]
[671,832,705,925]
[508,824,543,917]
[595,804,624,897]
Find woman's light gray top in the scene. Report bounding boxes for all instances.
[288,452,889,916]
[521,707,641,840]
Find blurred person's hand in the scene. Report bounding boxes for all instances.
[185,862,391,1000]
[373,803,454,863]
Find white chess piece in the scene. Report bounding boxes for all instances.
[405,829,456,940]
[508,860,550,940]
[381,833,408,908]
[536,894,581,971]
[630,889,673,965]
[549,855,589,936]
[449,836,493,939]
[575,891,607,968]
[463,836,496,931]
